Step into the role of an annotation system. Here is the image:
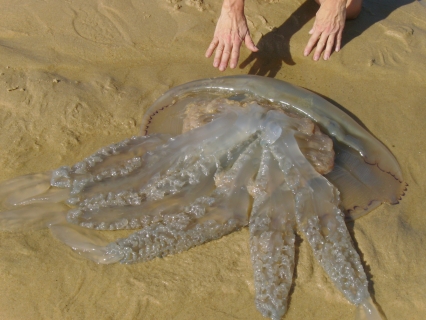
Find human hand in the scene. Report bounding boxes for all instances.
[304,0,346,61]
[205,0,258,71]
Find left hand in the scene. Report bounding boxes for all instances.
[205,0,258,71]
[304,0,346,61]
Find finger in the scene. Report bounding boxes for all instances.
[219,42,232,71]
[308,20,317,35]
[205,38,219,58]
[313,32,329,61]
[229,42,240,69]
[213,43,224,68]
[335,29,343,52]
[304,30,321,57]
[323,33,335,60]
[244,34,258,52]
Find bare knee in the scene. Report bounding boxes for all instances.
[346,0,362,19]
[313,0,362,20]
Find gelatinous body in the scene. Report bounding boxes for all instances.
[0,76,405,320]
[142,76,405,220]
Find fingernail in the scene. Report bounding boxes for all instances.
[314,55,319,61]
[230,63,235,69]
[324,55,329,60]
[304,51,308,57]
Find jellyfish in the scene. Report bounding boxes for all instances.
[0,76,405,320]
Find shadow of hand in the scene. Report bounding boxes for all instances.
[239,0,318,77]
[240,30,295,77]
[239,0,414,78]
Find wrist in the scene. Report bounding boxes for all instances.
[334,0,348,5]
[321,0,347,5]
[221,0,245,12]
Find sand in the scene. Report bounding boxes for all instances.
[0,0,425,319]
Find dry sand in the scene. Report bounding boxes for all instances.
[0,0,425,319]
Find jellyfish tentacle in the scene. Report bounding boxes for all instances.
[64,110,240,200]
[269,126,378,311]
[0,136,174,232]
[49,223,124,264]
[0,202,68,232]
[103,135,263,264]
[69,104,263,201]
[249,148,296,320]
[53,110,264,263]
[52,134,172,189]
[67,146,217,229]
[0,172,53,210]
[12,187,71,207]
[67,146,220,230]
[0,172,71,231]
[0,127,228,232]
[65,107,263,230]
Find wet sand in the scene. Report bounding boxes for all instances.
[0,0,425,319]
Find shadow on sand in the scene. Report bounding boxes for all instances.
[240,0,415,78]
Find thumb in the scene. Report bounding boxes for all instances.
[308,22,316,34]
[245,33,258,52]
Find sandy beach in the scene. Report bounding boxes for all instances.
[0,0,425,319]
